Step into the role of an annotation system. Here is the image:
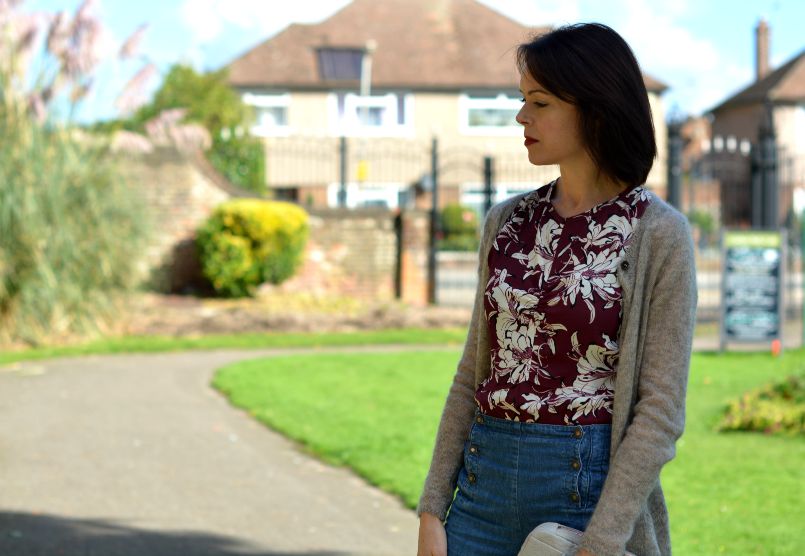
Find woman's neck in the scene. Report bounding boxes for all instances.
[554,160,626,214]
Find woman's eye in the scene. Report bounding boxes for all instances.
[519,98,547,108]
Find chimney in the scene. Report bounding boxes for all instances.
[755,18,770,81]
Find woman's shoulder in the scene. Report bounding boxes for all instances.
[639,190,695,254]
[642,190,691,235]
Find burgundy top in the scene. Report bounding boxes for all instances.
[475,179,652,425]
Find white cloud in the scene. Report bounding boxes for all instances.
[178,0,351,44]
[605,0,752,116]
[479,0,580,26]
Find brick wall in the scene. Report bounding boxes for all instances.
[277,208,430,306]
[119,147,431,303]
[117,147,254,292]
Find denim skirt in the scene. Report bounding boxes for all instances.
[444,410,611,556]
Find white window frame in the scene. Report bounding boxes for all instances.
[326,181,404,209]
[329,92,414,137]
[243,92,291,137]
[459,93,522,136]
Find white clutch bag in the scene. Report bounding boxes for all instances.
[518,522,636,556]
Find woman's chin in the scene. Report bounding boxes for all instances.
[527,153,553,167]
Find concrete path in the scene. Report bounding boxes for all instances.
[0,346,457,556]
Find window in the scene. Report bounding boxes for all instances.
[243,93,290,136]
[459,93,522,135]
[330,92,413,137]
[317,48,363,81]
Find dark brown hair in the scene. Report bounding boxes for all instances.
[516,23,656,187]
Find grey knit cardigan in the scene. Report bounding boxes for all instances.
[417,189,698,556]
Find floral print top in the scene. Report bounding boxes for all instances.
[475,179,652,425]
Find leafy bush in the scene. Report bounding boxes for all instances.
[439,204,479,251]
[196,200,309,297]
[207,133,266,195]
[718,374,805,435]
[686,209,716,246]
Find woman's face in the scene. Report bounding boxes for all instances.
[516,72,587,168]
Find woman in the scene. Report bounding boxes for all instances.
[417,23,697,556]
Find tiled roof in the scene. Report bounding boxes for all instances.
[710,48,805,113]
[226,0,667,93]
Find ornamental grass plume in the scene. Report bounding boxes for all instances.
[0,0,153,346]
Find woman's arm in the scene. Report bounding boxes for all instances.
[416,204,501,521]
[579,215,698,556]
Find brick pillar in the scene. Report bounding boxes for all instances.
[399,210,430,307]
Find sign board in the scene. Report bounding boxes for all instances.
[720,230,785,349]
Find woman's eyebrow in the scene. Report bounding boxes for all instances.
[519,88,549,95]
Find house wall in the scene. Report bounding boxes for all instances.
[774,104,805,156]
[711,104,765,145]
[258,89,668,203]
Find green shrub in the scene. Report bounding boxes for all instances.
[207,133,266,195]
[439,204,479,251]
[196,199,309,297]
[718,374,805,435]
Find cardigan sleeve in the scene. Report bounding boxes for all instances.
[415,205,499,521]
[579,213,698,556]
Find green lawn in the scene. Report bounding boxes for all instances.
[0,328,467,366]
[213,348,805,556]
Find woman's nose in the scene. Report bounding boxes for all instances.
[515,107,529,126]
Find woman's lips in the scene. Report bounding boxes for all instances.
[524,138,538,146]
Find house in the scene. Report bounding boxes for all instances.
[707,19,805,225]
[225,0,669,211]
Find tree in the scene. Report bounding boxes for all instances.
[112,64,266,195]
[130,64,250,137]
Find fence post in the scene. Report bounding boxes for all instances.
[483,156,494,216]
[760,99,778,229]
[667,118,683,210]
[751,145,764,228]
[338,136,348,208]
[428,137,439,305]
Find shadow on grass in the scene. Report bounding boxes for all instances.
[0,512,372,556]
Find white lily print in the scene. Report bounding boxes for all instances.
[548,249,621,322]
[550,335,619,420]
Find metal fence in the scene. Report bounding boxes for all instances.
[265,129,805,337]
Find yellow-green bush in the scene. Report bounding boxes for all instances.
[196,199,309,297]
[718,374,805,435]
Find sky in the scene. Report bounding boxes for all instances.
[22,0,805,124]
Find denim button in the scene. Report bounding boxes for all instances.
[469,445,478,454]
[476,415,484,424]
[573,428,583,439]
[571,459,580,470]
[570,492,579,503]
[468,473,477,484]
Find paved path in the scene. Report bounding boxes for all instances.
[1,333,801,556]
[0,346,458,556]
